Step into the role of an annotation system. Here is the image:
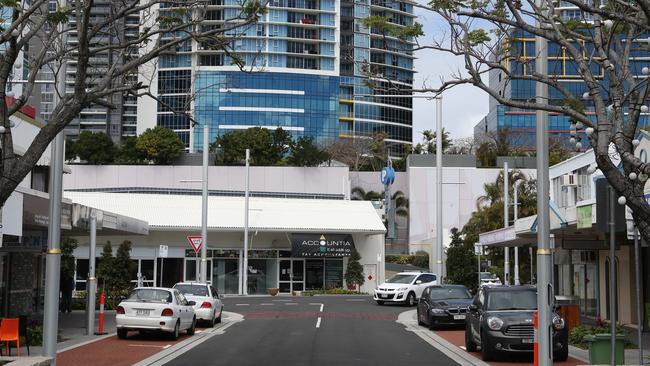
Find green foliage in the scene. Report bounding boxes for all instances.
[306,288,365,295]
[60,237,78,281]
[243,0,268,19]
[136,126,185,164]
[569,324,631,349]
[412,128,452,154]
[445,228,477,291]
[47,5,71,24]
[70,131,117,164]
[384,253,429,268]
[115,136,147,164]
[361,16,423,40]
[97,240,134,308]
[428,0,460,11]
[344,249,365,291]
[467,29,491,46]
[288,137,329,166]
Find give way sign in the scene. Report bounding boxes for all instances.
[187,236,203,254]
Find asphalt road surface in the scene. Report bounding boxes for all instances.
[164,295,461,366]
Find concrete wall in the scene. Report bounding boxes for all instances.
[599,245,635,325]
[63,165,351,197]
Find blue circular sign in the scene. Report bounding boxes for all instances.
[381,167,395,186]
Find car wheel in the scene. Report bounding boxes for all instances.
[170,321,180,340]
[187,317,196,335]
[417,309,425,326]
[376,300,384,305]
[480,329,495,361]
[405,292,416,307]
[428,316,438,330]
[465,322,477,352]
[216,309,222,324]
[117,328,128,340]
[553,344,569,362]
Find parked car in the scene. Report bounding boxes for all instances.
[116,287,197,340]
[465,285,568,361]
[373,271,437,306]
[416,285,473,329]
[479,272,502,286]
[173,282,224,326]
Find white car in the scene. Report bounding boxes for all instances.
[373,272,438,306]
[479,272,503,286]
[173,282,224,327]
[116,287,196,340]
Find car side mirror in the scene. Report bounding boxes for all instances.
[468,304,478,312]
[415,280,423,284]
[187,301,196,306]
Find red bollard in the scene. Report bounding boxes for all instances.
[95,291,107,335]
[533,310,538,366]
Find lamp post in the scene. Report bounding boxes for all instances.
[504,161,509,285]
[200,125,208,283]
[513,179,522,285]
[535,2,553,363]
[243,149,250,295]
[435,96,443,281]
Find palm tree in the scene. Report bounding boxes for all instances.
[351,187,383,201]
[351,187,409,217]
[476,170,537,220]
[392,190,409,217]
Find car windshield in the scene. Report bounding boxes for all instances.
[480,273,495,280]
[430,287,471,300]
[487,290,537,310]
[125,289,172,303]
[174,284,209,297]
[386,274,417,284]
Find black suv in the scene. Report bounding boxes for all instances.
[465,286,568,361]
[416,285,473,329]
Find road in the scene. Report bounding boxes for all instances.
[165,295,461,366]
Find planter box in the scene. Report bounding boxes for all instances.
[267,288,279,296]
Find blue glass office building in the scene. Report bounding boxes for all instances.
[145,0,416,155]
[474,26,650,151]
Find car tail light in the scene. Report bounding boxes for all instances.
[116,306,125,315]
[161,308,174,317]
[201,301,212,309]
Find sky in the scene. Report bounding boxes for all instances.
[410,7,490,144]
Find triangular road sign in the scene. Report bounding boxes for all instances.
[187,235,203,253]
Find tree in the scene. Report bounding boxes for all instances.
[288,137,330,166]
[67,131,116,164]
[97,241,116,291]
[447,136,477,155]
[115,136,147,165]
[213,127,291,166]
[351,187,383,201]
[0,0,265,208]
[475,129,525,167]
[445,228,477,292]
[412,129,452,154]
[344,249,365,292]
[398,0,650,245]
[97,240,134,308]
[136,127,185,164]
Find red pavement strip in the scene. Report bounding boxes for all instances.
[433,329,586,366]
[56,328,206,366]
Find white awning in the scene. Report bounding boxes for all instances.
[63,192,387,234]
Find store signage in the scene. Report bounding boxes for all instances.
[159,245,169,258]
[291,234,355,258]
[576,205,592,229]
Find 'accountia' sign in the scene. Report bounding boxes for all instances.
[291,234,355,258]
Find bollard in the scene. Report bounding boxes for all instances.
[95,291,107,335]
[533,310,538,366]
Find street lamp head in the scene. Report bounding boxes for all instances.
[585,127,595,136]
[575,122,584,129]
[576,142,583,149]
[582,92,590,100]
[643,67,650,75]
[641,105,649,113]
[629,172,638,180]
[618,196,627,205]
[633,139,641,147]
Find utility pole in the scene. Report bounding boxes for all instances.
[86,211,97,335]
[609,186,616,366]
[243,149,250,295]
[504,162,509,285]
[200,124,208,283]
[514,180,521,285]
[43,132,64,364]
[435,96,443,282]
[535,1,553,363]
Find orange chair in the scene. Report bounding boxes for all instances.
[0,318,20,356]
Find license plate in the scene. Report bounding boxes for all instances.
[522,338,534,344]
[380,294,386,298]
[453,315,466,320]
[136,309,150,316]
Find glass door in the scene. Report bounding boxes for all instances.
[278,259,305,293]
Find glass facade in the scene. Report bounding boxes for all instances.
[477,29,650,151]
[154,0,415,155]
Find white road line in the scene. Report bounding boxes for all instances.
[319,304,324,312]
[128,344,167,348]
[285,303,298,305]
[195,330,203,334]
[308,303,321,305]
[272,299,292,302]
[260,303,274,306]
[316,317,321,328]
[460,346,466,350]
[235,304,250,306]
[162,344,172,349]
[345,299,366,302]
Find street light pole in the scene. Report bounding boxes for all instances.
[43,132,64,363]
[435,96,444,282]
[535,1,553,363]
[514,180,521,285]
[200,124,208,283]
[504,162,509,285]
[243,149,250,295]
[86,211,97,336]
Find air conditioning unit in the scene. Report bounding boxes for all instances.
[562,173,578,187]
